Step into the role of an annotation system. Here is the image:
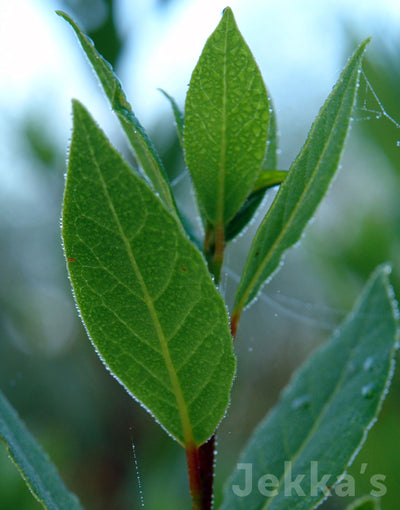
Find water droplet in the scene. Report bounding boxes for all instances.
[363,356,376,372]
[248,347,253,352]
[274,313,278,318]
[347,360,355,374]
[291,394,311,410]
[396,140,400,147]
[361,383,376,399]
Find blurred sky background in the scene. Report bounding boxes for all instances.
[1,1,400,509]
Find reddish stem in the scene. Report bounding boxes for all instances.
[198,436,216,509]
[230,311,239,339]
[186,438,215,510]
[186,443,203,510]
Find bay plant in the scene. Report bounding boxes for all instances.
[0,7,399,510]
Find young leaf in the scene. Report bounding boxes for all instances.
[234,39,369,316]
[253,170,287,191]
[346,496,381,510]
[62,101,235,447]
[159,89,185,148]
[225,170,287,242]
[0,389,84,510]
[185,7,270,227]
[57,11,177,215]
[261,100,278,171]
[221,265,398,510]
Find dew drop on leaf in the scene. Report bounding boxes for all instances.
[363,356,376,372]
[361,383,377,399]
[291,394,311,410]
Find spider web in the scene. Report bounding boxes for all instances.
[169,71,399,332]
[354,69,400,131]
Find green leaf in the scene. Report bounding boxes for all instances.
[159,89,185,148]
[346,496,381,510]
[225,102,282,242]
[252,170,287,193]
[261,99,278,171]
[0,388,84,510]
[184,7,270,227]
[57,11,177,215]
[225,171,287,242]
[234,39,369,314]
[221,265,398,510]
[62,100,236,447]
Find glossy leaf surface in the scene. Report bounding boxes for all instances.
[57,11,177,215]
[185,7,270,227]
[0,389,84,510]
[62,101,235,447]
[234,39,369,313]
[221,266,398,510]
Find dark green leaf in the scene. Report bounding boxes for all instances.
[185,7,270,227]
[57,11,177,215]
[234,39,370,315]
[62,101,236,447]
[221,265,398,510]
[346,496,381,510]
[0,389,84,510]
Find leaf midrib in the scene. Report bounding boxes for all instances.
[216,16,230,226]
[80,119,193,447]
[236,64,359,312]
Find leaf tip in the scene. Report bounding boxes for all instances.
[221,6,235,19]
[56,10,71,23]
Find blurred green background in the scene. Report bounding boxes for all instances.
[1,1,400,509]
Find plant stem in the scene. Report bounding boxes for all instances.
[190,224,228,509]
[186,438,215,510]
[186,444,203,509]
[212,224,225,284]
[230,310,240,340]
[198,436,216,509]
